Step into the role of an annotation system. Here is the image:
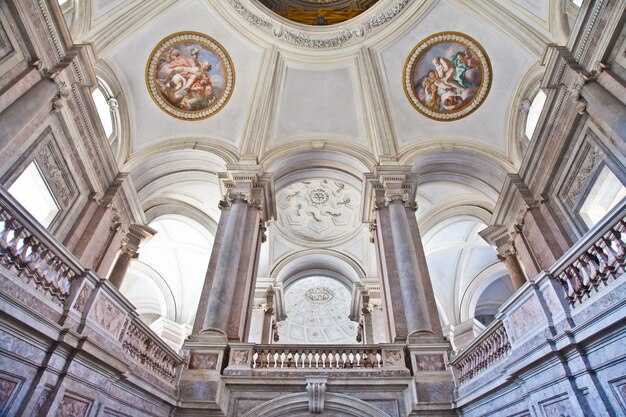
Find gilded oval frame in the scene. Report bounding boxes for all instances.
[145,31,235,121]
[403,32,492,121]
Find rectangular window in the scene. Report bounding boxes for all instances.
[8,161,59,228]
[579,166,626,228]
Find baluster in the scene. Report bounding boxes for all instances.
[593,242,611,280]
[361,350,367,368]
[328,348,337,369]
[557,271,575,302]
[600,233,625,277]
[252,350,258,368]
[607,227,626,266]
[580,251,600,289]
[23,239,43,279]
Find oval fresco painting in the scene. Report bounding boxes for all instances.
[146,32,234,120]
[403,32,492,121]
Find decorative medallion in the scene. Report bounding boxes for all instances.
[146,32,235,120]
[305,287,334,304]
[403,32,492,121]
[309,189,330,205]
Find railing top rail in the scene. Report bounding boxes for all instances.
[251,344,385,350]
[450,319,505,364]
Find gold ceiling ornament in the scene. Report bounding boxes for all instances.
[145,32,235,121]
[403,32,492,121]
[279,8,364,25]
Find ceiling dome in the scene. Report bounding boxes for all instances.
[259,0,380,25]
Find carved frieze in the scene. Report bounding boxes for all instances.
[188,353,219,370]
[413,354,446,371]
[0,21,13,61]
[567,147,598,201]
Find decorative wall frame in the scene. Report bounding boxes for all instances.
[403,32,492,121]
[146,32,235,120]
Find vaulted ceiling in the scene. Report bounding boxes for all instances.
[60,0,577,337]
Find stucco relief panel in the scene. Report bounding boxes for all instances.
[276,179,360,243]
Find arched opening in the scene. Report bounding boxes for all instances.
[277,275,358,344]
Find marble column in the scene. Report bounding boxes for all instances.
[108,224,156,289]
[361,295,374,344]
[193,170,274,342]
[498,249,528,290]
[365,167,442,343]
[479,225,530,290]
[261,287,275,344]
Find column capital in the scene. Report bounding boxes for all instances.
[361,165,419,222]
[218,166,275,222]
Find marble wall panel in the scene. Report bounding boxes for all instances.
[540,395,576,416]
[188,353,219,370]
[89,293,126,337]
[73,283,93,313]
[0,375,18,413]
[55,394,91,417]
[413,354,446,371]
[506,295,544,343]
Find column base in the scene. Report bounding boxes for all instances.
[196,328,229,344]
[407,330,443,344]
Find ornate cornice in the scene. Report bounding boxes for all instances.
[218,167,275,221]
[362,165,419,222]
[228,0,411,49]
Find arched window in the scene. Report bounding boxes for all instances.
[91,85,116,139]
[524,90,547,140]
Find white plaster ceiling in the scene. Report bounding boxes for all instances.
[277,276,358,344]
[269,63,366,147]
[102,0,264,151]
[122,215,214,326]
[66,0,571,337]
[423,216,509,325]
[375,0,533,153]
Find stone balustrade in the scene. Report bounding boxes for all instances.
[553,214,625,307]
[252,345,383,369]
[223,343,410,376]
[451,202,626,386]
[451,321,511,384]
[120,320,179,382]
[0,189,183,386]
[0,206,79,306]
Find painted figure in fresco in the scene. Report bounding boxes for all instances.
[156,46,214,111]
[452,49,481,88]
[413,45,483,114]
[432,57,465,91]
